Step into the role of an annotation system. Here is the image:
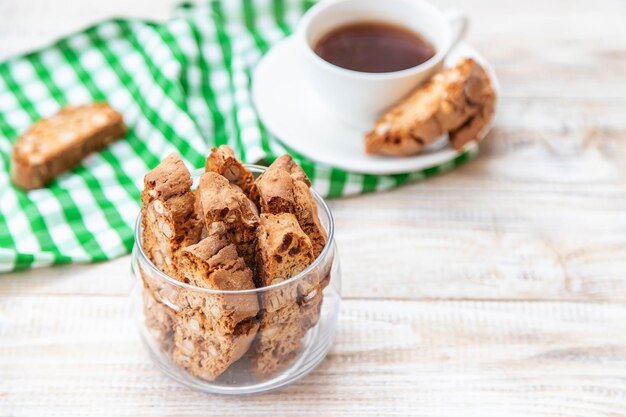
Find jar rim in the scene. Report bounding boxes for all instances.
[132,163,335,294]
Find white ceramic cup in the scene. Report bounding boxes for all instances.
[296,0,468,129]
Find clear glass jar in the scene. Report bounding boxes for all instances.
[130,165,341,394]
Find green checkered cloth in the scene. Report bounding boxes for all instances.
[0,0,476,272]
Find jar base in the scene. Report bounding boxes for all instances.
[139,321,335,395]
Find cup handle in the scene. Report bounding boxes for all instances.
[445,9,468,53]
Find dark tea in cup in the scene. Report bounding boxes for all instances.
[313,22,435,73]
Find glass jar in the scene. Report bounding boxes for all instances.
[130,165,341,394]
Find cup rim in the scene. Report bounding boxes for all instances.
[133,164,335,295]
[297,0,451,80]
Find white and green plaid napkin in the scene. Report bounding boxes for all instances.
[0,0,476,272]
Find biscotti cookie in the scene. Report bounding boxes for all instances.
[269,154,311,187]
[256,167,295,213]
[205,145,257,201]
[256,213,315,312]
[11,102,126,190]
[256,213,314,291]
[177,235,259,333]
[254,303,321,380]
[365,58,496,156]
[172,310,259,381]
[141,153,203,280]
[172,235,260,381]
[253,213,321,378]
[253,305,310,378]
[196,171,259,267]
[256,157,327,258]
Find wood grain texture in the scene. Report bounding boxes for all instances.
[2,295,626,416]
[1,0,626,415]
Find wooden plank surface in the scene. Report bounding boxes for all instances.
[1,0,626,415]
[2,295,626,416]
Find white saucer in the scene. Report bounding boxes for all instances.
[252,36,499,175]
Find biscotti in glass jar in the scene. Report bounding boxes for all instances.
[130,147,341,395]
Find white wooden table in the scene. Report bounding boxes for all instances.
[2,0,626,415]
